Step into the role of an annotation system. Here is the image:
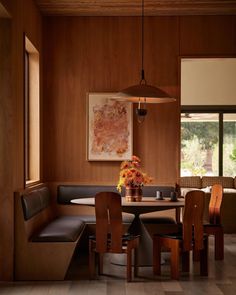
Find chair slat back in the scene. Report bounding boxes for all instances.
[95,192,123,253]
[183,190,205,251]
[209,184,223,225]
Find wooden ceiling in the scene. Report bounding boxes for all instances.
[35,0,236,16]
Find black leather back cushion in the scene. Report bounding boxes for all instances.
[21,187,50,220]
[57,185,120,204]
[142,186,175,198]
[57,185,175,204]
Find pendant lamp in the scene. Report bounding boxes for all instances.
[114,0,176,123]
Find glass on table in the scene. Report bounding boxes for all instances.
[156,191,163,200]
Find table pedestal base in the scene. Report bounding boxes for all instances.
[111,215,157,266]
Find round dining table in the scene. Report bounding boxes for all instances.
[71,197,185,266]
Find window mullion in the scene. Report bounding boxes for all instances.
[219,113,223,176]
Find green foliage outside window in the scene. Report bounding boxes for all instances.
[181,116,236,177]
[230,147,236,162]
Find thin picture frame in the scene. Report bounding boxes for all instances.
[87,92,133,161]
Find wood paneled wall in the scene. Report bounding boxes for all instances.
[42,15,236,186]
[0,0,42,281]
[180,15,236,55]
[0,8,235,281]
[0,17,13,281]
[43,16,180,185]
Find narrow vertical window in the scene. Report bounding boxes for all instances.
[24,51,29,181]
[223,114,236,176]
[24,36,40,185]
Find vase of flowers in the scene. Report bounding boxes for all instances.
[117,155,152,202]
[125,186,143,202]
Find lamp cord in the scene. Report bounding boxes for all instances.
[141,0,145,82]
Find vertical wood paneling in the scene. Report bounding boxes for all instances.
[138,17,180,184]
[0,17,13,281]
[43,16,180,184]
[180,15,236,55]
[43,17,139,182]
[0,0,42,280]
[43,15,236,186]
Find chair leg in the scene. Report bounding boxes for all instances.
[170,241,180,280]
[215,227,224,260]
[98,253,103,275]
[193,249,200,261]
[89,240,95,279]
[134,247,138,277]
[182,251,190,272]
[200,237,208,276]
[127,247,132,282]
[153,235,161,276]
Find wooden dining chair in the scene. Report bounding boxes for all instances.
[204,184,224,260]
[193,184,224,261]
[89,192,139,282]
[153,190,208,280]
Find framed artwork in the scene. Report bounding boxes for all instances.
[87,92,133,161]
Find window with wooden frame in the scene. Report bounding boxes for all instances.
[24,36,40,185]
[181,58,236,177]
[181,109,236,177]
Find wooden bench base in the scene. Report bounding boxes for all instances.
[14,185,85,280]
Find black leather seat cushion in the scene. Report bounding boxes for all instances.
[140,216,176,224]
[32,216,85,242]
[68,213,134,224]
[158,232,183,240]
[204,223,221,227]
[156,233,209,245]
[76,215,96,223]
[122,233,140,241]
[89,233,140,242]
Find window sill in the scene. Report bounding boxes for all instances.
[26,179,41,187]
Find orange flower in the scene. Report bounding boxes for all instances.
[120,161,131,170]
[117,155,153,192]
[132,155,141,162]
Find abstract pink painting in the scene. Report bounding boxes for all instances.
[87,93,133,161]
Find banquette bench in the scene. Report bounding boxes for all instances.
[15,184,178,280]
[56,184,178,236]
[56,185,135,240]
[14,185,86,280]
[15,184,136,280]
